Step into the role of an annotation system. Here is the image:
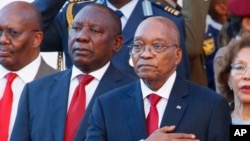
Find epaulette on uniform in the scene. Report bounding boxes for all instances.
[164,5,181,17]
[152,2,181,17]
[68,0,94,3]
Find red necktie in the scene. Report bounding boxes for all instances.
[64,74,94,141]
[0,72,17,141]
[146,93,161,135]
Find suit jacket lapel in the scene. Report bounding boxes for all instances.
[126,81,148,140]
[49,69,72,140]
[76,64,131,140]
[160,76,189,128]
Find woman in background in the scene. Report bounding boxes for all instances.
[217,35,250,124]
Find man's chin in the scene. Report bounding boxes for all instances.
[137,72,154,79]
[0,57,13,64]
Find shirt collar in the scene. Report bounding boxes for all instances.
[209,18,223,31]
[141,71,176,100]
[106,0,138,20]
[71,61,110,81]
[0,55,41,83]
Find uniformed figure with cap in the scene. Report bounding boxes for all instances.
[202,0,229,90]
[203,27,219,90]
[32,0,190,79]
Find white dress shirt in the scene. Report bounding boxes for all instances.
[0,55,41,140]
[141,72,176,127]
[106,0,138,30]
[67,62,110,110]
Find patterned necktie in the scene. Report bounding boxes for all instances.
[115,10,123,18]
[0,72,17,141]
[146,93,161,135]
[64,74,94,141]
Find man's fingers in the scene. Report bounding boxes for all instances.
[157,125,176,133]
[157,126,198,140]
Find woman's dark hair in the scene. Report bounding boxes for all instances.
[218,35,250,106]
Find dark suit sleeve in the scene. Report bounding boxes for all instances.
[32,0,66,29]
[10,85,31,141]
[40,9,67,52]
[32,0,67,51]
[207,96,231,141]
[86,98,107,141]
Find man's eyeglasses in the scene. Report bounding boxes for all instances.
[128,42,177,54]
[231,63,250,75]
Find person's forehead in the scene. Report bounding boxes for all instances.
[236,47,250,56]
[0,6,30,21]
[74,7,114,26]
[0,12,31,29]
[77,6,111,18]
[136,20,169,35]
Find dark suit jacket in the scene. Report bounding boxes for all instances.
[33,0,190,79]
[85,76,231,141]
[10,63,137,141]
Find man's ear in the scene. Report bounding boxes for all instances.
[33,31,43,49]
[112,35,124,53]
[175,47,182,65]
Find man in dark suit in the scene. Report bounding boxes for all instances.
[0,2,57,141]
[10,4,136,141]
[33,0,190,79]
[85,16,231,141]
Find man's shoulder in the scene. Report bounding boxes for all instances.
[186,80,226,101]
[30,69,69,85]
[98,81,138,100]
[150,2,184,26]
[151,2,182,17]
[106,63,138,81]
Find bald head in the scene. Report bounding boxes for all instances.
[0,1,42,30]
[135,16,180,46]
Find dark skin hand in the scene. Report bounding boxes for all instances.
[145,126,200,141]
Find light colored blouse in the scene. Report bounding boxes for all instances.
[232,118,250,125]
